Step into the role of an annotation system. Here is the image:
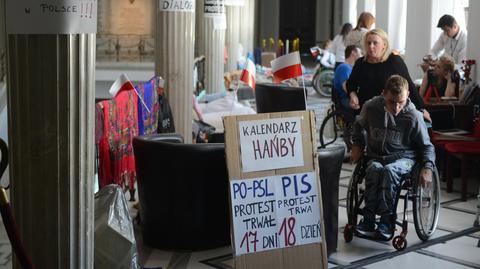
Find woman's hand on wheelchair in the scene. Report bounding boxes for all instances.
[419,168,433,188]
[349,92,360,110]
[350,145,363,164]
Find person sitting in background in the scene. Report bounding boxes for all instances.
[345,12,375,49]
[333,45,362,112]
[429,14,467,66]
[351,75,435,240]
[330,23,353,70]
[419,54,460,100]
[320,39,336,69]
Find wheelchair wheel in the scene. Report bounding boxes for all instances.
[319,110,355,149]
[313,69,334,97]
[392,235,407,251]
[346,159,367,227]
[412,167,440,241]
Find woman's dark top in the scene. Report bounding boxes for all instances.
[426,70,447,97]
[347,53,425,110]
[425,69,460,97]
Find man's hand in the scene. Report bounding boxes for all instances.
[419,168,433,188]
[349,92,360,110]
[350,145,363,164]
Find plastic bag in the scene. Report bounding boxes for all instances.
[157,94,175,133]
[94,184,140,269]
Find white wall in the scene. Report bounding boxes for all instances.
[467,0,480,83]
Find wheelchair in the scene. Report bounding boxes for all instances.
[343,156,441,251]
[318,87,355,150]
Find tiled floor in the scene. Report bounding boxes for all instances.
[129,164,480,269]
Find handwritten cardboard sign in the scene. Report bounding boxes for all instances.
[6,0,97,34]
[230,172,321,255]
[239,117,304,172]
[224,111,327,269]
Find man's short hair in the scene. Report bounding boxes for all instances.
[384,75,408,95]
[345,45,359,58]
[437,14,456,28]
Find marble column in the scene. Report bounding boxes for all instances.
[375,0,407,52]
[343,0,357,25]
[404,0,434,80]
[5,3,96,268]
[195,0,205,57]
[202,0,226,93]
[239,0,255,56]
[156,0,195,142]
[356,0,375,18]
[225,4,241,72]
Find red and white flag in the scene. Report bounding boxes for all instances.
[271,51,303,83]
[109,73,150,112]
[310,46,320,58]
[109,73,135,97]
[240,58,256,90]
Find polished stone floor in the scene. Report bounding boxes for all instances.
[133,163,480,269]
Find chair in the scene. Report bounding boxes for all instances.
[254,83,306,113]
[444,120,480,200]
[132,133,230,250]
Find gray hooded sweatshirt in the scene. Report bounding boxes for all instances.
[352,96,435,168]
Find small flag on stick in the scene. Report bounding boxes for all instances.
[270,51,303,83]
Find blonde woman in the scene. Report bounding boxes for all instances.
[346,29,429,120]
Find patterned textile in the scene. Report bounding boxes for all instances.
[98,89,138,190]
[95,103,104,144]
[136,77,160,135]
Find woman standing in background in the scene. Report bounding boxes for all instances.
[330,23,353,70]
[345,12,375,49]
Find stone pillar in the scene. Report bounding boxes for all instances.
[203,0,226,93]
[357,0,375,18]
[5,1,96,268]
[156,0,195,142]
[195,0,205,57]
[225,4,241,72]
[239,0,255,55]
[343,0,357,25]
[376,0,407,52]
[467,0,480,83]
[404,0,435,80]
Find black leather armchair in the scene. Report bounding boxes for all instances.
[133,133,230,250]
[255,83,306,113]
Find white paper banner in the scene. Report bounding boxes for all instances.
[230,172,321,256]
[159,0,195,12]
[239,117,304,173]
[204,0,225,17]
[6,0,97,34]
[213,14,227,30]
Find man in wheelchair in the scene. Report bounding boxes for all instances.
[350,75,436,240]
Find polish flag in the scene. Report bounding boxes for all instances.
[109,73,135,97]
[310,46,320,58]
[240,57,256,90]
[109,73,150,112]
[271,51,303,83]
